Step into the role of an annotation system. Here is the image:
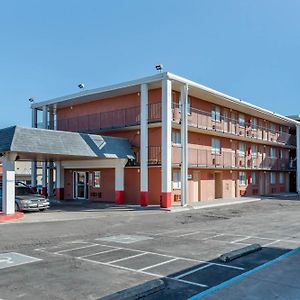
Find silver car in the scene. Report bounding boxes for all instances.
[0,182,50,212]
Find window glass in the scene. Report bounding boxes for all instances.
[173,170,181,189]
[251,145,257,157]
[239,143,246,156]
[172,131,181,144]
[239,172,246,186]
[93,171,101,188]
[212,105,221,122]
[279,172,285,184]
[279,149,283,159]
[270,172,276,184]
[212,138,221,154]
[252,117,257,130]
[270,147,276,158]
[239,114,245,126]
[251,172,257,185]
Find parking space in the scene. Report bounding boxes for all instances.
[34,229,300,299]
[2,198,300,299]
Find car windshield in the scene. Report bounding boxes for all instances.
[15,186,34,196]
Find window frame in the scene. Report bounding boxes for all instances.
[239,171,246,186]
[239,113,245,127]
[212,105,221,122]
[92,171,101,188]
[279,172,285,184]
[251,144,257,157]
[173,170,181,189]
[251,172,257,185]
[239,142,246,157]
[270,172,276,185]
[212,138,221,155]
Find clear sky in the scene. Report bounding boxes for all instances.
[0,0,299,128]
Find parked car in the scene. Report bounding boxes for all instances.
[0,182,50,212]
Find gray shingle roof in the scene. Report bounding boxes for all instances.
[0,126,134,159]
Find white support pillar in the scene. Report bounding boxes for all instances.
[48,110,55,197]
[115,163,125,205]
[2,153,17,215]
[55,161,64,200]
[31,108,38,191]
[140,83,148,207]
[297,125,300,193]
[161,76,172,208]
[42,105,48,196]
[180,84,189,206]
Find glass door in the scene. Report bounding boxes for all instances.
[74,172,88,199]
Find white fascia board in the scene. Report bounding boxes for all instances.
[166,72,300,126]
[31,73,165,110]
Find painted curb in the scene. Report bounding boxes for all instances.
[0,212,24,222]
[219,243,262,262]
[100,279,165,300]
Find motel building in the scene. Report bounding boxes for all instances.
[1,72,300,215]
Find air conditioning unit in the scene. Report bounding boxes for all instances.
[212,125,216,130]
[212,158,216,165]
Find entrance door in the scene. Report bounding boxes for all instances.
[74,172,88,199]
[215,172,222,199]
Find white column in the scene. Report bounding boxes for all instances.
[42,105,48,195]
[297,125,300,193]
[31,108,38,190]
[115,163,125,204]
[2,153,17,215]
[140,83,148,206]
[180,84,189,206]
[55,161,64,200]
[161,77,172,208]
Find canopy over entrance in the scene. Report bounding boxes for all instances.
[0,126,134,161]
[0,126,135,215]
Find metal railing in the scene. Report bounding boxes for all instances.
[56,101,296,146]
[134,145,294,171]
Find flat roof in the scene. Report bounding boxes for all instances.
[31,72,299,126]
[0,126,135,161]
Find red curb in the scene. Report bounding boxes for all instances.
[0,212,24,222]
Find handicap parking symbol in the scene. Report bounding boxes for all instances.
[0,252,41,270]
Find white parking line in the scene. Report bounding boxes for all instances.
[263,240,281,247]
[107,252,147,264]
[174,263,213,279]
[201,234,224,241]
[139,258,178,271]
[172,278,208,288]
[175,231,203,238]
[54,243,99,254]
[230,236,251,244]
[80,248,121,258]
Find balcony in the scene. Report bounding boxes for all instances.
[134,146,294,171]
[172,104,296,146]
[57,102,161,133]
[56,101,296,147]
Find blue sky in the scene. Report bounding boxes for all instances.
[0,0,299,128]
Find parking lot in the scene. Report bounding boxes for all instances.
[1,198,300,299]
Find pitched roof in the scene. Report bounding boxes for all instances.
[0,126,134,160]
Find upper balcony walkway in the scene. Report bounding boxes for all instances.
[56,102,296,147]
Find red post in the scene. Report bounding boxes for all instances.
[140,191,148,207]
[56,188,64,201]
[160,192,172,208]
[115,191,124,205]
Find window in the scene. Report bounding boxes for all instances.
[239,172,246,186]
[251,145,257,157]
[279,149,284,159]
[251,172,257,185]
[93,171,101,188]
[178,96,191,114]
[239,143,246,156]
[212,138,221,154]
[270,147,276,158]
[270,172,276,185]
[212,105,221,122]
[252,117,257,130]
[173,170,181,189]
[270,123,276,132]
[239,114,245,126]
[279,172,285,184]
[172,131,181,144]
[279,125,284,133]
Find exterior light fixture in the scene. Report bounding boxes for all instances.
[78,83,85,90]
[28,98,34,103]
[155,64,163,72]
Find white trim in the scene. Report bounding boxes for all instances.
[161,77,172,193]
[140,83,148,193]
[61,159,127,169]
[297,125,300,193]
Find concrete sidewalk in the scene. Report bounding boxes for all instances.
[190,247,300,300]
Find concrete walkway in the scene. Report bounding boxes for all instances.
[189,247,300,300]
